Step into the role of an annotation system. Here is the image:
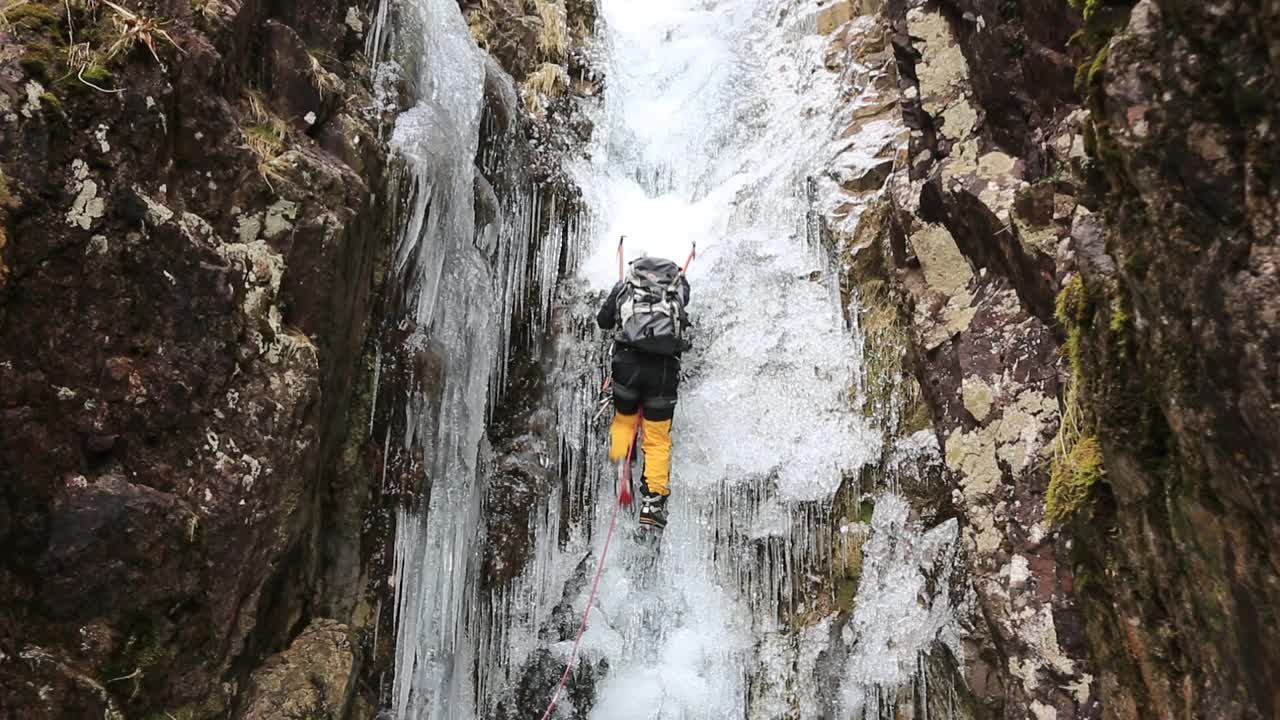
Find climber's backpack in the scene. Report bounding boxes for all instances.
[614,257,689,355]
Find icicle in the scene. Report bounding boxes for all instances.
[367,0,393,69]
[368,344,383,435]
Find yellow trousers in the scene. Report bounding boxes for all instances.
[607,412,673,496]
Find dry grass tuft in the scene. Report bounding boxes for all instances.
[531,0,566,60]
[307,49,342,98]
[0,0,32,30]
[521,61,567,116]
[569,12,591,44]
[240,91,291,189]
[102,0,181,64]
[464,0,497,49]
[191,0,222,21]
[64,40,121,92]
[245,90,290,135]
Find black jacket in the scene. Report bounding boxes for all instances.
[596,279,692,357]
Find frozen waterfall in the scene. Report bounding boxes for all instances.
[373,0,968,717]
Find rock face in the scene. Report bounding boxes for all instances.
[237,620,357,720]
[828,0,1280,715]
[1062,0,1280,715]
[826,1,1100,715]
[0,1,394,717]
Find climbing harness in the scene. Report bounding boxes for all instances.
[539,416,642,720]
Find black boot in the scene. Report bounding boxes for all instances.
[638,486,668,530]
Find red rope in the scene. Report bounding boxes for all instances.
[540,420,642,720]
[548,238,679,716]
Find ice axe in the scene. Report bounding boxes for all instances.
[681,241,697,273]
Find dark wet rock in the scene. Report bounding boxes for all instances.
[1058,0,1280,714]
[0,0,396,717]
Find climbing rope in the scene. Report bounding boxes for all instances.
[543,239,694,717]
[539,422,641,720]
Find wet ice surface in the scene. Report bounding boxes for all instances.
[535,0,969,716]
[376,0,965,716]
[839,496,963,718]
[382,1,490,718]
[677,234,882,503]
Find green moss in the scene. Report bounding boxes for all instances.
[6,2,60,30]
[1073,59,1090,95]
[835,576,860,612]
[37,90,63,115]
[80,62,113,83]
[19,54,51,83]
[99,616,181,705]
[900,394,933,436]
[1031,172,1065,189]
[1007,31,1026,56]
[1063,327,1083,378]
[1082,118,1098,156]
[1092,121,1125,164]
[1055,275,1087,326]
[1087,46,1109,86]
[17,35,59,79]
[245,124,284,144]
[1046,435,1104,523]
[1074,46,1109,95]
[1108,293,1128,335]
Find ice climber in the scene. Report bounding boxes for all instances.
[596,255,692,530]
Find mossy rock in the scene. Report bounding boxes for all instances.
[38,90,65,117]
[1055,274,1088,327]
[835,575,861,612]
[899,393,933,435]
[1082,118,1099,156]
[1074,45,1109,96]
[0,224,9,279]
[6,2,61,31]
[1107,293,1129,335]
[99,619,181,706]
[245,124,285,146]
[81,63,114,83]
[18,57,49,83]
[1046,435,1104,523]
